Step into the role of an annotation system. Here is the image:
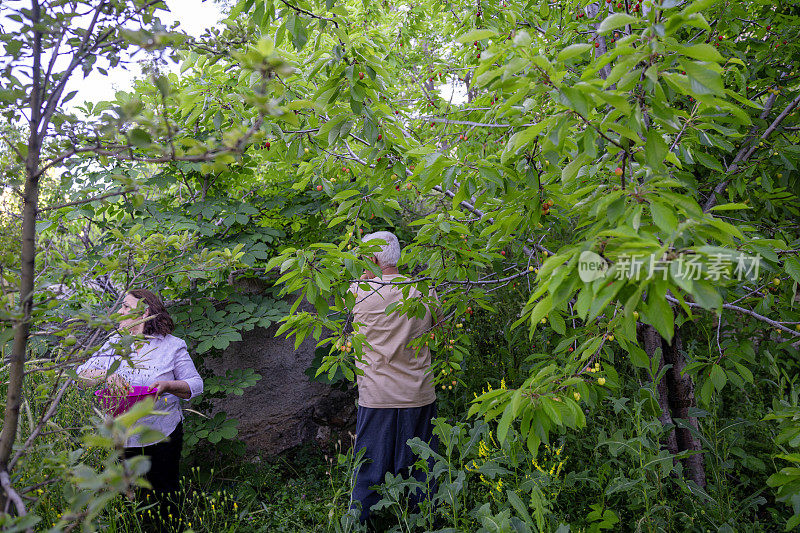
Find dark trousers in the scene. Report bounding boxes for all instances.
[351,402,438,524]
[124,422,183,531]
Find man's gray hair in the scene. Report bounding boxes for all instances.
[362,231,401,267]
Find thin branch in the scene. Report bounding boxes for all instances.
[704,92,800,211]
[426,117,519,128]
[0,471,27,518]
[279,0,339,27]
[39,188,136,212]
[9,378,74,471]
[665,295,800,337]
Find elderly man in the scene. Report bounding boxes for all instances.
[349,230,441,525]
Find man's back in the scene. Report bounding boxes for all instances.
[351,274,437,408]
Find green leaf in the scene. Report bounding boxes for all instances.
[598,13,638,33]
[681,0,720,16]
[710,364,727,392]
[550,312,566,335]
[709,203,749,211]
[457,29,498,44]
[506,490,534,526]
[557,44,592,61]
[645,131,667,170]
[286,12,308,51]
[627,344,650,369]
[693,150,724,172]
[650,201,678,234]
[645,291,674,341]
[562,154,589,184]
[680,43,724,63]
[785,256,800,285]
[700,377,714,405]
[128,128,152,148]
[680,59,723,95]
[497,389,522,442]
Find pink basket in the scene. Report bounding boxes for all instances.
[94,386,158,417]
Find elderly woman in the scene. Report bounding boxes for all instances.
[77,289,202,527]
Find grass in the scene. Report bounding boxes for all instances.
[78,439,359,532]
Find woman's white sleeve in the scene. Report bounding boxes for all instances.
[76,342,114,375]
[173,340,203,399]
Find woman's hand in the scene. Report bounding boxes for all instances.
[151,380,191,400]
[77,369,105,389]
[106,373,131,396]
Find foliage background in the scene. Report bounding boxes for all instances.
[1,0,800,531]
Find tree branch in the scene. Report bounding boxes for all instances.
[39,188,136,212]
[704,92,800,211]
[665,294,800,337]
[0,471,27,518]
[279,0,339,27]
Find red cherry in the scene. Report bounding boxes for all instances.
[615,167,623,176]
[477,53,481,59]
[594,42,599,48]
[500,250,506,256]
[359,72,364,79]
[265,141,271,150]
[316,185,323,191]
[474,40,478,46]
[718,35,723,41]
[459,134,464,140]
[377,134,382,141]
[766,25,771,30]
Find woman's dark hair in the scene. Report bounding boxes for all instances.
[127,289,174,336]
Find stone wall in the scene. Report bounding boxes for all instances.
[204,302,357,457]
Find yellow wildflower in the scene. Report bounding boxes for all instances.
[500,378,507,390]
[479,440,490,458]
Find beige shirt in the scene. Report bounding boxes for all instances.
[350,274,439,408]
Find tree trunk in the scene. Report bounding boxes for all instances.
[638,324,707,488]
[0,1,41,518]
[662,331,706,487]
[639,324,679,455]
